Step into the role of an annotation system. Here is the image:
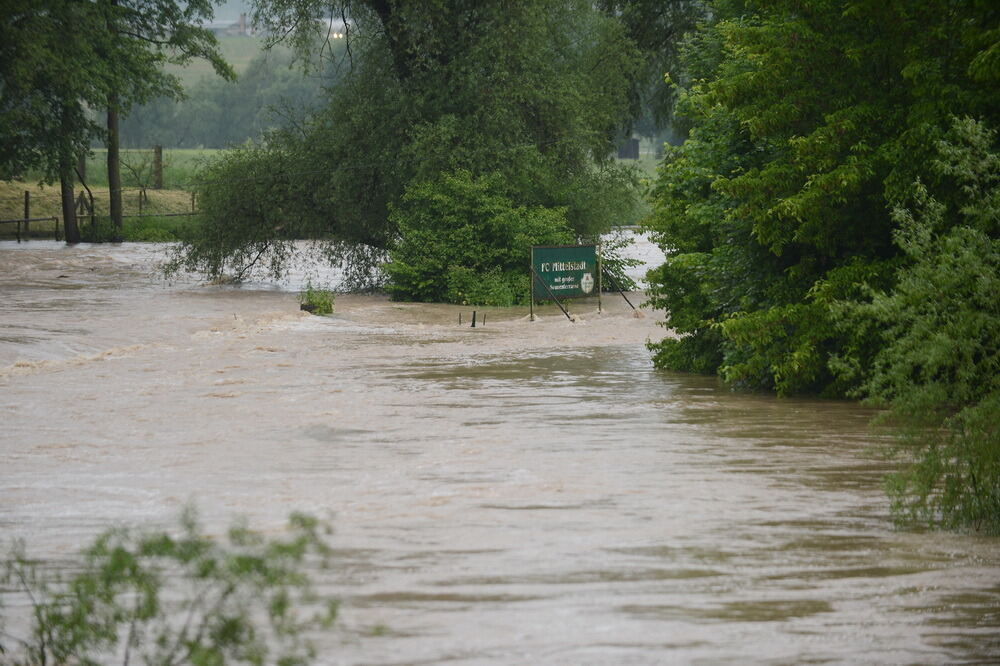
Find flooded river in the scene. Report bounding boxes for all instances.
[1,239,998,664]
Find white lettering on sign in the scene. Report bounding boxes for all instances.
[546,261,587,272]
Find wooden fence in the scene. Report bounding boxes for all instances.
[1,189,198,242]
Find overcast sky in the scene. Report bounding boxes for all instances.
[212,0,249,23]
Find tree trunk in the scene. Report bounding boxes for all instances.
[154,145,163,189]
[107,95,123,237]
[59,103,81,244]
[60,160,80,244]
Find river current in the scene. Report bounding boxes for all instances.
[1,238,997,664]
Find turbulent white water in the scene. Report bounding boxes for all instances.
[1,237,997,664]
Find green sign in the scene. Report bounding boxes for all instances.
[531,244,599,300]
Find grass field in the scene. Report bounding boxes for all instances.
[13,148,222,193]
[0,180,196,219]
[79,148,221,190]
[166,35,279,89]
[0,179,199,240]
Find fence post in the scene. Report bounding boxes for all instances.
[191,191,195,212]
[153,145,163,189]
[23,190,30,236]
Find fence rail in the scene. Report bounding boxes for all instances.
[0,217,61,242]
[1,211,200,243]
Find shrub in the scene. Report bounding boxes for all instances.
[384,170,573,304]
[300,282,334,315]
[0,509,338,664]
[80,215,198,243]
[839,118,1000,532]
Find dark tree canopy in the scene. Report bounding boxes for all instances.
[644,0,1000,531]
[0,0,232,180]
[175,0,645,291]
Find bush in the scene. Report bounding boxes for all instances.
[300,282,334,315]
[384,170,573,304]
[0,509,338,664]
[840,118,1000,532]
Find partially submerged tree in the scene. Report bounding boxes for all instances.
[838,118,1000,532]
[173,0,644,295]
[643,0,1000,530]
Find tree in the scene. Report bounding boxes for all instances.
[174,0,644,293]
[646,0,1000,395]
[0,509,338,664]
[0,0,233,241]
[644,0,1000,530]
[837,118,1000,532]
[97,0,234,234]
[596,0,707,138]
[1,0,112,242]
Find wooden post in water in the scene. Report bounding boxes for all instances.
[23,190,30,236]
[153,145,163,189]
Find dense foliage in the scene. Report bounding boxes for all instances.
[0,510,337,664]
[173,0,643,290]
[385,170,573,305]
[0,0,232,240]
[645,0,999,530]
[839,119,1000,531]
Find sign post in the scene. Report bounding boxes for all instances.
[530,244,600,321]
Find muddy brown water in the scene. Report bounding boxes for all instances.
[1,240,998,664]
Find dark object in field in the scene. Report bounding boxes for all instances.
[300,303,317,313]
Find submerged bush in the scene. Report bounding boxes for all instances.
[384,170,573,304]
[300,281,335,315]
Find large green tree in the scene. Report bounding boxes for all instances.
[1,0,112,241]
[172,0,644,295]
[645,0,999,530]
[646,0,1000,394]
[98,0,234,234]
[0,0,232,240]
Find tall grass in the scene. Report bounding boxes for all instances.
[12,148,219,192]
[79,213,203,242]
[76,148,220,190]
